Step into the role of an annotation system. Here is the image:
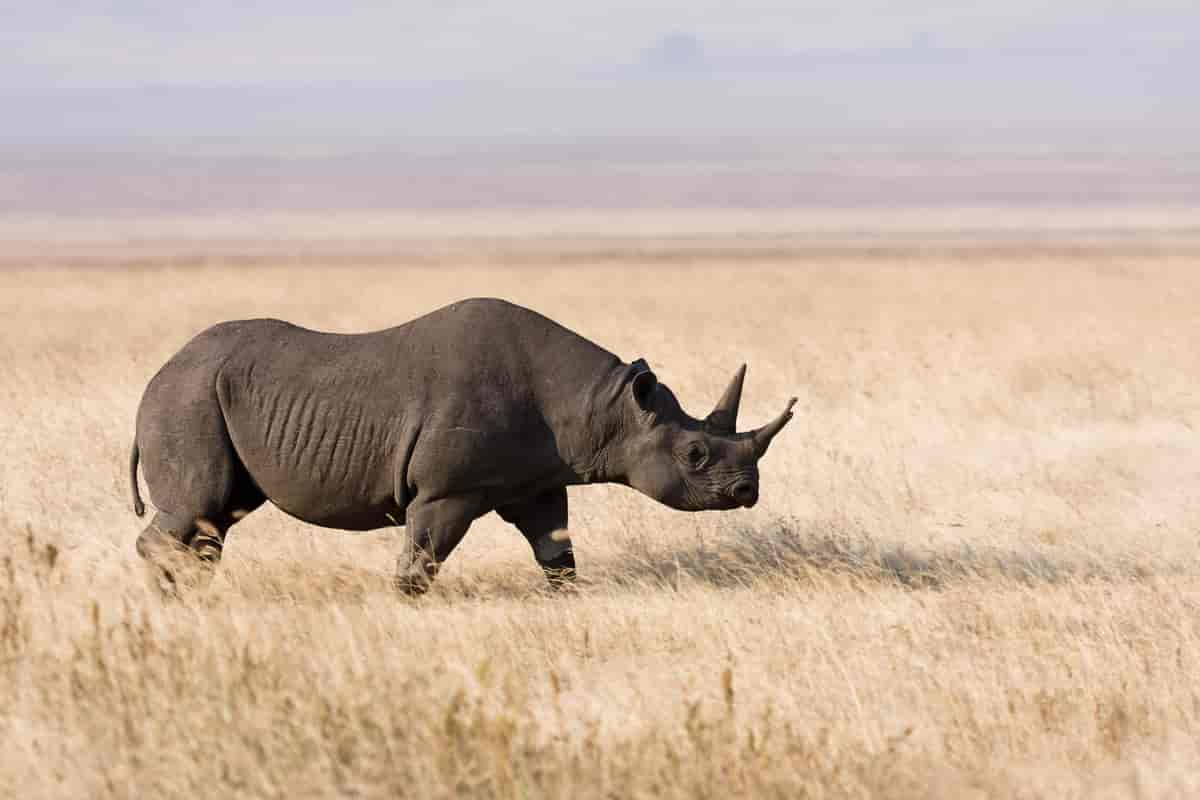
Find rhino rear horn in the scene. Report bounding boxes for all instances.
[752,397,797,457]
[705,364,746,434]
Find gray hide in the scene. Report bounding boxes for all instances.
[130,298,795,594]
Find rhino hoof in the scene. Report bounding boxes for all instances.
[394,569,433,596]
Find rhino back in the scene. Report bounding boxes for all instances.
[208,300,617,524]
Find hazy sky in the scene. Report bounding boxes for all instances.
[2,2,1198,140]
[3,1,1196,87]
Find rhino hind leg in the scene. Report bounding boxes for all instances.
[134,440,266,596]
[136,510,230,596]
[498,488,575,589]
[136,484,265,597]
[136,513,194,595]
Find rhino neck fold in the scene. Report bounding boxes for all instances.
[539,356,630,488]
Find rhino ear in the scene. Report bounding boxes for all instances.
[629,358,658,412]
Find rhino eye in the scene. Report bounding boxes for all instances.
[685,442,708,469]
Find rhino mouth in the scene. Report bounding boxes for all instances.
[730,481,758,508]
[697,492,755,512]
[689,484,757,511]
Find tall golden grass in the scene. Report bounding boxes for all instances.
[3,210,1200,798]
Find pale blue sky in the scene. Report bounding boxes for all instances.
[3,1,1196,87]
[2,2,1197,140]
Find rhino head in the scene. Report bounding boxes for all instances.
[610,360,796,511]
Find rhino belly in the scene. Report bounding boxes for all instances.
[236,447,401,530]
[222,385,402,531]
[270,499,403,531]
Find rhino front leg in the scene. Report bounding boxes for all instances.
[395,494,486,596]
[498,488,576,589]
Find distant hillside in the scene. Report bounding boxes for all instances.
[1,135,1196,213]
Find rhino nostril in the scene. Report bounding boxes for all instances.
[732,481,758,507]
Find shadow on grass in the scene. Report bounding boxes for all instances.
[210,516,1164,604]
[588,517,1158,593]
[5,514,1158,608]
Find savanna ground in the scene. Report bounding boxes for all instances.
[3,209,1200,798]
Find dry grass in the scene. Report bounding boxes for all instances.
[4,210,1200,798]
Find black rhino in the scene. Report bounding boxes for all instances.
[129,298,794,593]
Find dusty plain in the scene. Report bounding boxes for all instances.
[3,209,1200,798]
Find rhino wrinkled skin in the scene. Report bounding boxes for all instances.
[130,298,795,594]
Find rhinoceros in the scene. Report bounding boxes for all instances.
[129,298,795,594]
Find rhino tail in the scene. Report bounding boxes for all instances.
[130,440,145,517]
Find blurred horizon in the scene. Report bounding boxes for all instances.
[3,3,1198,212]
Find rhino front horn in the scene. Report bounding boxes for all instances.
[705,364,746,435]
[753,397,797,457]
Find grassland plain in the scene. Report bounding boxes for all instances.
[3,209,1200,798]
